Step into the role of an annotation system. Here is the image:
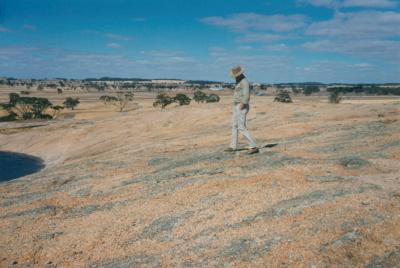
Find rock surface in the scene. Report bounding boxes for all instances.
[1,94,400,267]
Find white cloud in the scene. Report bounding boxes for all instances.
[82,30,132,41]
[265,43,291,52]
[303,39,400,62]
[237,46,253,51]
[298,0,398,8]
[353,63,372,68]
[297,0,340,8]
[138,50,197,67]
[0,26,12,32]
[200,13,307,32]
[342,0,398,8]
[104,33,132,41]
[306,11,400,38]
[304,10,400,63]
[106,43,122,49]
[23,24,37,31]
[132,17,146,22]
[237,33,284,43]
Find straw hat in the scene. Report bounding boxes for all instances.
[230,65,245,77]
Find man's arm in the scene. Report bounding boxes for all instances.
[240,80,250,109]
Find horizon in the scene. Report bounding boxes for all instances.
[2,76,400,85]
[3,76,400,86]
[1,0,400,83]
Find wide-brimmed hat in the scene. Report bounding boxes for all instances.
[230,65,245,77]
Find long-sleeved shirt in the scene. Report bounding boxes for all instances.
[233,77,250,104]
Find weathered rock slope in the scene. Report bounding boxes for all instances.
[1,96,400,267]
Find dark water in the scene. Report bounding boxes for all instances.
[0,151,44,182]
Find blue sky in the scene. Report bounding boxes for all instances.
[0,0,399,83]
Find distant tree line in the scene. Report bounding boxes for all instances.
[328,86,400,95]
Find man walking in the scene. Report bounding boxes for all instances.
[226,65,259,154]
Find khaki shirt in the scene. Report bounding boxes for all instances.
[233,78,250,104]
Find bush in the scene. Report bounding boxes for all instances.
[63,97,80,110]
[173,93,191,106]
[193,90,208,103]
[329,90,342,104]
[57,88,63,94]
[274,90,293,103]
[206,94,220,103]
[153,93,173,109]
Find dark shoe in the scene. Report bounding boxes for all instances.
[247,147,259,154]
[224,147,236,152]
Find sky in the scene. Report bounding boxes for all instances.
[0,0,399,83]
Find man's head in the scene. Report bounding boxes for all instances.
[230,65,246,83]
[230,65,245,78]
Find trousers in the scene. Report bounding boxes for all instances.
[230,103,257,149]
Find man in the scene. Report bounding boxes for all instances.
[226,65,259,154]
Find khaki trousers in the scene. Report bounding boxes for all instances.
[230,104,257,149]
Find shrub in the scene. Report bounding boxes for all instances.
[63,97,80,110]
[20,91,31,95]
[153,93,173,109]
[206,94,220,103]
[329,90,342,104]
[173,93,191,106]
[57,88,63,94]
[193,90,208,103]
[274,90,293,103]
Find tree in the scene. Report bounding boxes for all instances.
[5,93,53,119]
[193,90,208,103]
[63,97,80,110]
[153,93,173,109]
[329,90,342,104]
[100,92,134,112]
[173,93,191,106]
[206,94,220,103]
[274,90,293,103]
[57,88,63,94]
[9,93,20,106]
[31,97,52,118]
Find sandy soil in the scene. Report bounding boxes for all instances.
[1,90,400,267]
